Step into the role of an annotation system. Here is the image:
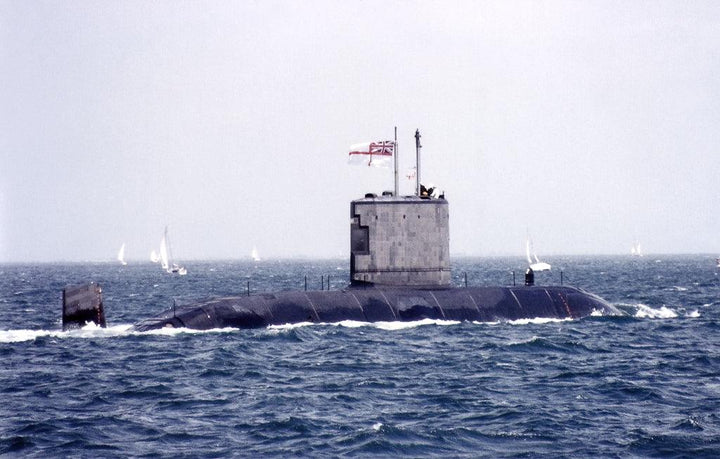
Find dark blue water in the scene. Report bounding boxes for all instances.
[1,256,719,457]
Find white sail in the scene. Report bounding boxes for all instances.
[531,260,552,271]
[525,239,533,265]
[251,246,261,262]
[160,226,187,275]
[526,235,551,271]
[117,243,127,266]
[159,233,169,271]
[150,250,160,263]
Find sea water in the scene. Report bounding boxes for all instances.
[1,256,719,457]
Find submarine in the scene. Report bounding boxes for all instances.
[62,131,621,331]
[63,189,620,331]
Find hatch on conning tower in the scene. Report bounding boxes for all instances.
[350,194,450,287]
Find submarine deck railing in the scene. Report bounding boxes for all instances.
[240,270,566,296]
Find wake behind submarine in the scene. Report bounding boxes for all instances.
[62,131,621,331]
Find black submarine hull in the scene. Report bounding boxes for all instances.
[131,285,621,331]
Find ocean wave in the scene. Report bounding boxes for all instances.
[0,322,242,343]
[613,303,683,319]
[0,323,133,343]
[506,317,572,325]
[1,314,598,343]
[267,316,585,331]
[634,304,679,319]
[269,318,462,331]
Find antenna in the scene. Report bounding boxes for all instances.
[415,129,422,196]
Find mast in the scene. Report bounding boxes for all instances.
[415,129,422,196]
[393,126,399,197]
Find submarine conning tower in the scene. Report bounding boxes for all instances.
[350,193,450,287]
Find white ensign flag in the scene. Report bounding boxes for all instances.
[347,141,395,168]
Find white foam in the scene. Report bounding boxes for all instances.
[0,328,56,343]
[2,319,468,341]
[269,318,461,331]
[268,321,315,331]
[372,422,383,431]
[334,320,370,328]
[471,320,501,326]
[687,310,701,318]
[507,335,539,346]
[634,304,678,319]
[373,318,461,330]
[0,323,133,343]
[507,317,572,325]
[0,322,242,343]
[74,322,133,336]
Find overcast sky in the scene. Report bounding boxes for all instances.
[1,0,719,262]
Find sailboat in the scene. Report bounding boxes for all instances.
[630,241,643,257]
[150,250,160,263]
[526,236,551,271]
[251,246,261,262]
[159,227,187,275]
[117,243,127,266]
